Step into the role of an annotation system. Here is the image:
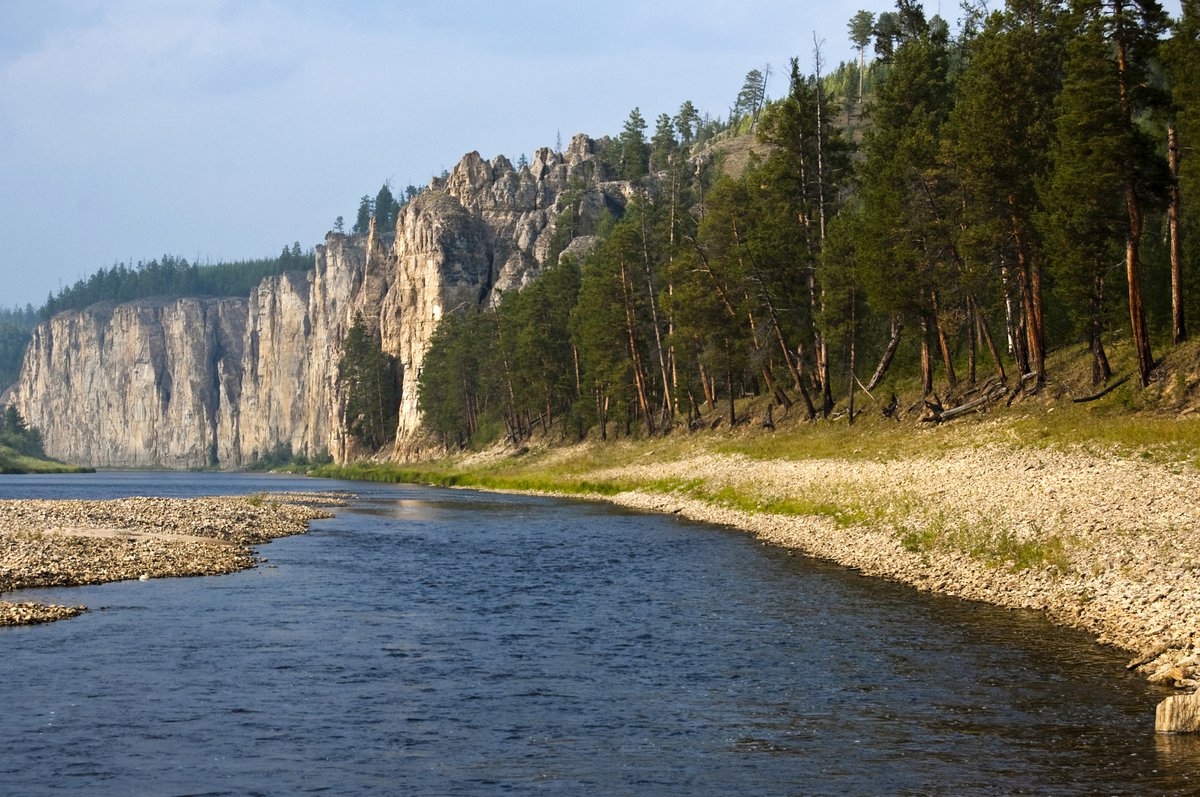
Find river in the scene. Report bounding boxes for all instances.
[1,472,1197,795]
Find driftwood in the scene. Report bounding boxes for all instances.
[1072,373,1131,403]
[921,382,1009,423]
[1006,372,1041,406]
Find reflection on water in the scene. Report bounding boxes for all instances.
[0,472,1194,795]
[1157,732,1200,769]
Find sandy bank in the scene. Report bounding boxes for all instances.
[0,492,348,626]
[566,445,1200,692]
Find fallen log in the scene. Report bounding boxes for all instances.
[1072,373,1131,404]
[922,383,1009,423]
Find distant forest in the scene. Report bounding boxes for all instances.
[407,0,1200,450]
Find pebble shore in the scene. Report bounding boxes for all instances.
[582,445,1200,692]
[0,492,347,626]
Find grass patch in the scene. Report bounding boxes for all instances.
[313,460,871,527]
[675,483,870,527]
[310,461,632,497]
[898,513,1073,573]
[1004,403,1200,467]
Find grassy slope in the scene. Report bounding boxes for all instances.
[0,444,93,474]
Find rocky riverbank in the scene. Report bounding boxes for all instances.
[519,443,1200,728]
[0,492,348,626]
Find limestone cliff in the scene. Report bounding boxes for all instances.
[8,135,622,467]
[11,298,245,469]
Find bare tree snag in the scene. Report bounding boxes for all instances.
[866,316,902,393]
[1169,122,1186,344]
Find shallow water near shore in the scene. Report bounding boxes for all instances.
[2,472,1198,795]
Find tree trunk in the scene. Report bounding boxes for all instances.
[967,299,977,387]
[638,198,673,422]
[1114,0,1155,386]
[1015,249,1043,382]
[699,362,716,410]
[999,261,1028,374]
[920,314,934,396]
[727,364,737,428]
[618,257,654,433]
[931,290,957,392]
[858,45,865,104]
[866,315,902,392]
[970,296,1007,383]
[596,388,608,441]
[1091,272,1112,386]
[847,287,857,425]
[572,344,582,399]
[813,54,833,417]
[1169,122,1186,344]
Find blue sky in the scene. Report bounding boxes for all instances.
[0,0,1182,308]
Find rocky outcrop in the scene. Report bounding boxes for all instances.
[8,136,622,467]
[11,298,245,468]
[1157,691,1200,733]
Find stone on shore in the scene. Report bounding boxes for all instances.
[1156,691,1200,733]
[0,601,86,625]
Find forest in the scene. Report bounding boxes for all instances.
[408,0,1200,451]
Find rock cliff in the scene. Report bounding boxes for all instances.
[7,136,623,467]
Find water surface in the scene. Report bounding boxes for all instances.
[2,472,1197,795]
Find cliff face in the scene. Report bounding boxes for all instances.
[9,136,620,467]
[13,298,246,468]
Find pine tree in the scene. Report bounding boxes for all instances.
[1163,0,1200,342]
[732,68,769,127]
[1038,20,1126,384]
[757,58,852,414]
[338,315,398,450]
[650,113,678,173]
[618,108,650,180]
[353,195,373,235]
[1073,0,1170,385]
[674,100,700,145]
[848,10,876,102]
[374,183,398,233]
[948,0,1067,385]
[854,15,955,396]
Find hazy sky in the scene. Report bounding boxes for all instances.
[0,0,1181,309]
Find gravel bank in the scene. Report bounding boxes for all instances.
[583,446,1200,691]
[0,492,348,626]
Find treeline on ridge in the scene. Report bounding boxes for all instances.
[39,246,315,319]
[411,0,1200,450]
[0,246,316,390]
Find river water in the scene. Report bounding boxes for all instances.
[1,472,1197,795]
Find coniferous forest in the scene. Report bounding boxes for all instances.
[414,0,1200,450]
